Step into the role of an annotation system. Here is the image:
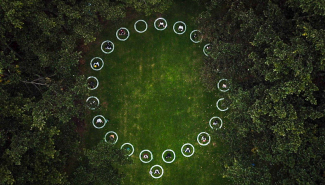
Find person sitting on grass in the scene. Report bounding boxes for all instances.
[185,147,191,153]
[158,21,165,28]
[118,29,123,35]
[165,153,172,159]
[193,33,197,39]
[154,169,160,174]
[213,120,218,126]
[105,42,112,50]
[122,29,127,36]
[178,25,184,32]
[88,81,95,88]
[201,136,207,143]
[93,61,100,68]
[109,134,115,141]
[143,154,149,159]
[119,29,126,36]
[89,99,96,106]
[222,84,227,88]
[96,118,103,124]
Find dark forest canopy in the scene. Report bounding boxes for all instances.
[197,0,325,184]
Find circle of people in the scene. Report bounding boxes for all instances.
[87,18,228,179]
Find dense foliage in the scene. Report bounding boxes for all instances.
[198,0,325,184]
[71,141,132,185]
[0,0,170,184]
[0,0,123,184]
[120,0,173,16]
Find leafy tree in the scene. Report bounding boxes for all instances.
[198,0,325,184]
[119,0,173,16]
[0,0,127,184]
[72,141,132,185]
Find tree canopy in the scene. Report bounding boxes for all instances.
[198,0,325,184]
[72,141,132,185]
[120,0,173,16]
[0,0,134,184]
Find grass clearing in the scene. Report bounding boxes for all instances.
[84,1,230,184]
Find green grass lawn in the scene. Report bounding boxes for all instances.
[84,1,230,184]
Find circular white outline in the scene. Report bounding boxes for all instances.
[121,143,135,156]
[134,20,148,33]
[181,143,195,157]
[203,44,211,56]
[87,76,99,90]
[90,57,104,71]
[190,30,202,43]
[161,149,176,163]
[154,18,168,31]
[86,96,99,110]
[197,132,211,146]
[139,149,153,163]
[216,98,229,111]
[150,165,164,179]
[173,21,186,35]
[116,27,130,41]
[92,115,106,129]
[101,40,114,54]
[104,131,118,144]
[209,116,223,130]
[217,79,230,92]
